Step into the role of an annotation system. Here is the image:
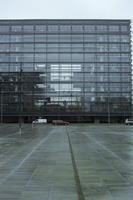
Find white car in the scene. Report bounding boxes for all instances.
[32,119,47,124]
[125,118,133,125]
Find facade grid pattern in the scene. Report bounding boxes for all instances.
[0,19,132,122]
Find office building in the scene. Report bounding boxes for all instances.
[0,19,132,122]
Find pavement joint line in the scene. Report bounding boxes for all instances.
[0,128,55,185]
[0,129,38,168]
[66,126,85,200]
[81,131,130,170]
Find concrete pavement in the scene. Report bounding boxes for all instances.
[0,124,133,199]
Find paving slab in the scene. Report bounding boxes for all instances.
[0,124,133,199]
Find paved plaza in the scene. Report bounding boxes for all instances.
[0,124,133,199]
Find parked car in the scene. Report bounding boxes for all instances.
[125,118,133,125]
[32,118,47,124]
[52,120,69,125]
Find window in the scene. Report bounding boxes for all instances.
[121,26,128,32]
[60,25,71,32]
[47,35,59,42]
[97,35,108,42]
[85,54,95,62]
[72,54,83,62]
[0,26,9,32]
[22,63,34,72]
[121,35,129,43]
[23,35,34,42]
[59,44,71,52]
[121,44,130,52]
[10,44,22,52]
[48,25,58,32]
[84,25,95,32]
[97,54,108,62]
[35,54,46,62]
[47,53,59,62]
[60,35,71,42]
[0,64,9,72]
[23,25,34,32]
[97,44,108,52]
[23,44,34,52]
[121,54,130,62]
[47,44,58,52]
[109,35,120,42]
[0,53,9,62]
[109,76,120,83]
[84,63,96,72]
[109,64,121,72]
[35,25,46,32]
[10,64,21,72]
[72,44,83,52]
[96,25,107,32]
[96,64,108,72]
[35,64,46,71]
[35,34,46,42]
[10,35,22,42]
[60,84,72,91]
[72,35,83,42]
[84,35,96,42]
[109,54,121,62]
[109,25,119,32]
[60,54,71,62]
[11,26,22,32]
[109,44,120,52]
[10,53,21,62]
[35,44,46,52]
[0,44,9,52]
[72,25,83,32]
[0,35,9,42]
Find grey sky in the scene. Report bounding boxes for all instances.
[0,0,132,19]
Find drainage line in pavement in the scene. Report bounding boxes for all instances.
[66,127,85,200]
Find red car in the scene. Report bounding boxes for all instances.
[52,120,70,125]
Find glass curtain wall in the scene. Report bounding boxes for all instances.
[0,20,131,122]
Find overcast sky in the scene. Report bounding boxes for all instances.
[0,0,132,20]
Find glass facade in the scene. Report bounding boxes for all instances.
[0,20,132,122]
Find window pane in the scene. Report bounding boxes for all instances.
[23,25,34,32]
[47,53,59,62]
[121,26,128,32]
[0,35,9,42]
[0,44,9,52]
[10,35,22,42]
[47,35,59,42]
[11,26,22,32]
[0,64,9,72]
[109,25,119,31]
[35,54,46,62]
[35,34,46,42]
[60,25,71,32]
[72,35,83,42]
[84,35,96,42]
[23,44,34,52]
[60,35,71,42]
[109,35,120,42]
[84,25,95,32]
[35,25,46,32]
[121,35,129,43]
[96,25,107,32]
[97,35,108,42]
[48,25,58,32]
[0,26,9,32]
[10,44,22,52]
[72,25,83,32]
[35,43,46,52]
[23,35,34,42]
